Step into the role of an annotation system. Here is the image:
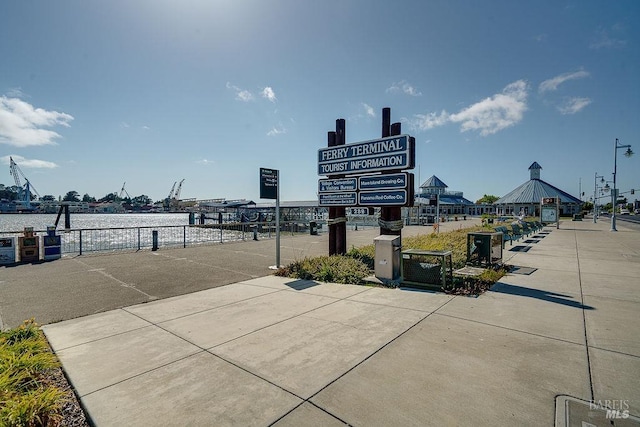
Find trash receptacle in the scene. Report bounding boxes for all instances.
[310,221,318,235]
[466,232,503,266]
[374,235,401,282]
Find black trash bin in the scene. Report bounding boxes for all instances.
[310,221,318,236]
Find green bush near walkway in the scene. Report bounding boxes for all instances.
[276,225,509,294]
[0,320,66,427]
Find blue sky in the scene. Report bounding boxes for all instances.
[1,0,639,205]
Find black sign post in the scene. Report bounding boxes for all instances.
[260,168,280,268]
[260,168,278,200]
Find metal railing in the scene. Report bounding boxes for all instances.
[0,217,385,259]
[0,221,312,256]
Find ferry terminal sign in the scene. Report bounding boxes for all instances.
[318,135,414,176]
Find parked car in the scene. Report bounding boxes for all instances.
[619,209,630,215]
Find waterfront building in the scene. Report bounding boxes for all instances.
[414,175,475,220]
[494,162,582,216]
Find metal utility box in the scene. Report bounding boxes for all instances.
[402,249,453,289]
[374,235,401,281]
[466,232,503,266]
[19,236,40,262]
[43,227,62,261]
[309,221,318,235]
[0,237,16,265]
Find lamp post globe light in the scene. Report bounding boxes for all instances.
[611,138,633,232]
[593,173,605,223]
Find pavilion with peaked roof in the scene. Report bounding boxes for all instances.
[414,175,475,218]
[494,162,582,216]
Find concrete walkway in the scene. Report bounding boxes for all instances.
[6,218,640,425]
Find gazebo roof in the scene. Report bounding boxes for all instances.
[420,175,447,188]
[495,179,581,205]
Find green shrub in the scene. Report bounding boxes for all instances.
[276,255,371,284]
[0,319,66,427]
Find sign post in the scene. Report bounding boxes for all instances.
[260,168,280,268]
[317,108,416,281]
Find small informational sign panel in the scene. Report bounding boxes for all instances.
[348,207,374,215]
[317,135,414,176]
[319,192,358,206]
[358,172,408,191]
[260,168,278,199]
[318,178,357,193]
[359,190,408,206]
[540,197,559,226]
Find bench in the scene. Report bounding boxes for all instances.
[510,223,528,238]
[494,226,521,247]
[520,222,533,236]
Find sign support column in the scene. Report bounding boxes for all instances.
[260,167,281,269]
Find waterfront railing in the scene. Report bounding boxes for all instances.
[0,222,308,256]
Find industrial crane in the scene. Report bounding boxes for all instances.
[118,182,131,200]
[163,179,185,211]
[174,179,185,200]
[9,157,41,209]
[167,181,177,200]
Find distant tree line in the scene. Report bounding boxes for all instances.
[0,183,154,206]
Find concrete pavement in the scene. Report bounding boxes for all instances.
[3,217,639,425]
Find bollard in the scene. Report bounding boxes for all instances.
[253,227,258,241]
[152,230,158,251]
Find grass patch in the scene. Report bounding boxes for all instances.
[0,319,67,427]
[276,225,509,295]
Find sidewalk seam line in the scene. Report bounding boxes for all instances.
[575,227,595,402]
[432,312,588,347]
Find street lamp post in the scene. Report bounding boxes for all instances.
[611,138,633,232]
[593,173,605,223]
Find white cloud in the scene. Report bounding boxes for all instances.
[261,87,277,103]
[557,97,592,115]
[226,82,254,102]
[0,96,74,147]
[386,80,422,97]
[6,87,27,98]
[449,80,528,136]
[267,125,286,136]
[407,80,529,136]
[362,103,376,118]
[539,70,589,92]
[409,110,449,131]
[590,27,626,50]
[1,154,58,169]
[196,158,214,165]
[142,125,150,130]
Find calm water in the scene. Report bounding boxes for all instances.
[1,213,190,232]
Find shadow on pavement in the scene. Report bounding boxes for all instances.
[490,282,595,310]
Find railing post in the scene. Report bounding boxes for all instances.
[183,226,186,248]
[79,229,83,255]
[138,228,141,250]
